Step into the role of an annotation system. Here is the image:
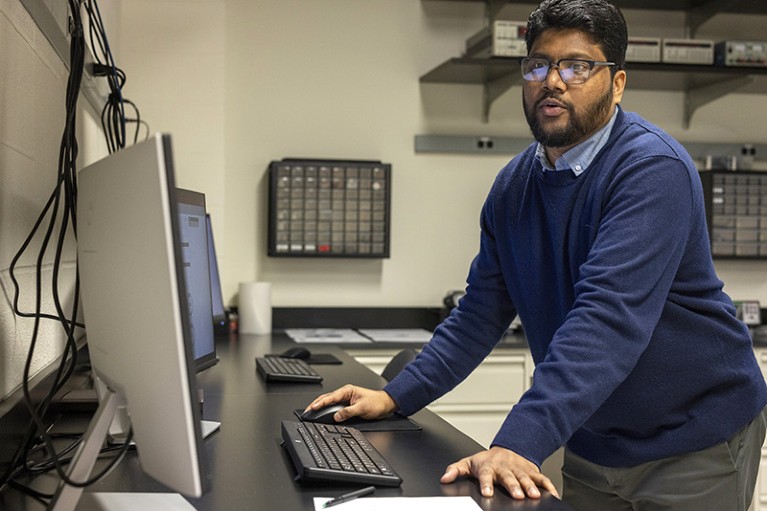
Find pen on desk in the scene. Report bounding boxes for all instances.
[322,485,376,508]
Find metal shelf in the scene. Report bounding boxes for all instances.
[420,58,767,126]
[425,0,767,37]
[420,0,767,139]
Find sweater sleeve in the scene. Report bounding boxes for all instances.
[384,181,517,416]
[491,154,696,466]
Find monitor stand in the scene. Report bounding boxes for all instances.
[76,492,196,511]
[48,389,196,511]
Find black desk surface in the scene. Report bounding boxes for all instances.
[9,333,573,510]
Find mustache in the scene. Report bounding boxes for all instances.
[535,93,570,110]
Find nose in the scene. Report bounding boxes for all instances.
[542,64,567,92]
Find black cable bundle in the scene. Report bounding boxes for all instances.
[83,0,149,151]
[0,0,134,501]
[1,0,87,496]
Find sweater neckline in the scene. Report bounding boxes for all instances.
[536,166,581,187]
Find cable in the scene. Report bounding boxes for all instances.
[6,429,135,503]
[122,98,150,144]
[30,429,135,490]
[3,0,150,497]
[84,0,140,153]
[2,0,86,493]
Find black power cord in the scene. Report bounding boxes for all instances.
[84,0,149,152]
[2,0,145,500]
[2,0,86,494]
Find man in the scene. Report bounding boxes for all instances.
[306,1,767,509]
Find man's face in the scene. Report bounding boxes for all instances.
[523,28,626,154]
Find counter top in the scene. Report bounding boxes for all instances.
[2,333,572,511]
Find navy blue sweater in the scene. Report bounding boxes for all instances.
[385,108,767,468]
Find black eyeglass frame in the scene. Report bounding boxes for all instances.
[519,57,617,84]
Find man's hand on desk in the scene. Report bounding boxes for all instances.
[305,384,398,422]
[440,446,559,501]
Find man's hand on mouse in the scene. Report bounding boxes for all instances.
[305,384,398,422]
[440,446,559,500]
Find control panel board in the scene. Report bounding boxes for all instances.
[268,159,391,258]
[701,169,767,258]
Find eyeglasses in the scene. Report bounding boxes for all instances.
[520,57,616,84]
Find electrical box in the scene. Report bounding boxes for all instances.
[465,20,527,58]
[626,37,661,63]
[715,40,767,67]
[662,39,714,65]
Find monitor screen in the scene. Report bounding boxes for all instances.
[76,133,207,501]
[176,189,217,371]
[206,213,228,337]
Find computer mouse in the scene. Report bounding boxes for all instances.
[280,346,311,360]
[300,403,346,424]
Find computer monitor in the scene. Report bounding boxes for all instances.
[176,189,217,371]
[62,134,206,510]
[206,213,229,338]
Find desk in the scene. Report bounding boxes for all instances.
[7,333,573,511]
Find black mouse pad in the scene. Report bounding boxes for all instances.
[306,354,342,365]
[293,409,421,432]
[265,353,342,364]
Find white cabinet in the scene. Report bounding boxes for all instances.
[428,352,531,448]
[347,349,403,377]
[752,349,767,511]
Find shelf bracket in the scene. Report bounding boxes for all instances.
[684,74,755,129]
[686,0,739,37]
[482,72,521,123]
[484,0,507,25]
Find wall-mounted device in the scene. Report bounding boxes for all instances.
[699,170,767,259]
[268,159,391,258]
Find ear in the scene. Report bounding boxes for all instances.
[612,69,626,104]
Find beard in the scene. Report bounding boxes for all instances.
[524,87,614,148]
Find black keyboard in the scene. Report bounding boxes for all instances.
[256,356,322,383]
[281,420,402,487]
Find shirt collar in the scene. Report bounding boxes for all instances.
[536,107,619,176]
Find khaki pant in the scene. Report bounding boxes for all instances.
[562,409,767,511]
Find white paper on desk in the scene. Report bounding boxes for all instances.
[313,496,481,511]
[285,329,372,343]
[357,329,433,343]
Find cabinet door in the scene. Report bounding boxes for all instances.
[428,352,529,448]
[432,353,528,406]
[753,349,767,511]
[345,349,401,376]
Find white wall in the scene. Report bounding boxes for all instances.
[114,0,767,309]
[2,0,766,402]
[118,0,228,295]
[0,0,107,401]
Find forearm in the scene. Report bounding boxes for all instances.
[386,219,516,415]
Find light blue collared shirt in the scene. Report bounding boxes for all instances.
[535,107,619,176]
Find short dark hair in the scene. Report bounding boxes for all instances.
[525,0,628,72]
